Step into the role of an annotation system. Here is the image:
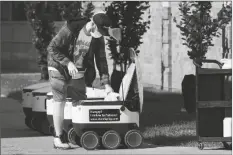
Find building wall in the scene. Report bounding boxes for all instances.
[1,2,231,91]
[1,21,65,73]
[1,1,12,21]
[139,2,231,91]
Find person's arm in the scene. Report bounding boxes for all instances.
[47,26,71,66]
[93,36,110,86]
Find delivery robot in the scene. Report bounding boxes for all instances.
[22,82,50,129]
[71,49,144,150]
[31,86,51,135]
[46,87,107,145]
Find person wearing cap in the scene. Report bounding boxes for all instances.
[67,11,122,100]
[47,9,120,149]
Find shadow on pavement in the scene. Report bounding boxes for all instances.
[205,147,232,151]
[0,98,46,138]
[97,142,158,150]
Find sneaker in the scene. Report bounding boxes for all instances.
[53,135,71,150]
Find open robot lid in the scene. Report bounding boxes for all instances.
[119,49,143,113]
[130,48,143,113]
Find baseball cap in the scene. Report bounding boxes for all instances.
[92,12,112,36]
[92,12,122,43]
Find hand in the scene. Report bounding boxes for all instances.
[67,62,78,77]
[104,84,114,94]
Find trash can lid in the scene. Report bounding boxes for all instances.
[32,86,51,96]
[23,82,50,92]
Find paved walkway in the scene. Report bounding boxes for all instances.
[2,137,231,154]
[1,97,232,154]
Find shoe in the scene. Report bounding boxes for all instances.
[53,135,72,150]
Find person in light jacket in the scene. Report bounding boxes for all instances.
[47,11,116,149]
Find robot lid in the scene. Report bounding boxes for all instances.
[32,86,52,96]
[119,48,143,113]
[23,82,50,92]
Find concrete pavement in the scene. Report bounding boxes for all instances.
[1,97,232,154]
[2,136,231,154]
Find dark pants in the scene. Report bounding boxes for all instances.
[111,69,125,93]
